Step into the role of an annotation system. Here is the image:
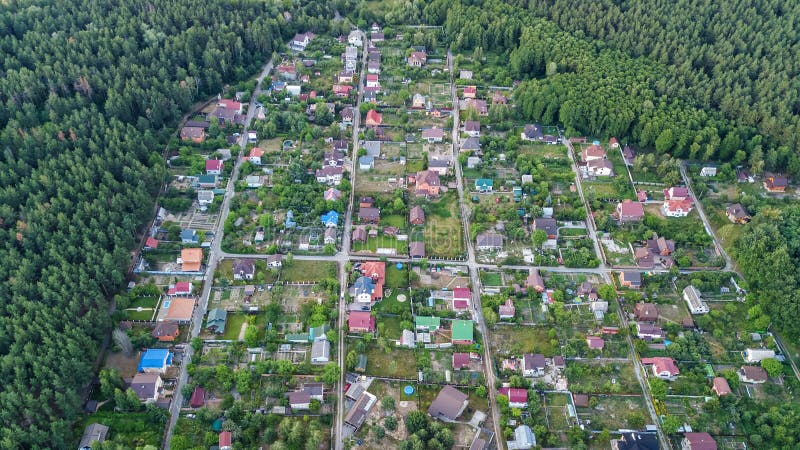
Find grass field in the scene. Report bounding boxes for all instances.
[424,192,465,258]
[129,296,159,309]
[480,271,503,286]
[489,326,556,355]
[361,344,418,378]
[385,265,408,289]
[381,214,406,228]
[219,313,249,340]
[576,395,647,431]
[351,236,408,254]
[75,411,163,448]
[123,309,155,321]
[282,260,337,282]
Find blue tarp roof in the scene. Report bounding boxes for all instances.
[137,348,172,372]
[321,210,339,226]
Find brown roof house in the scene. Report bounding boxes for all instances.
[409,206,425,225]
[408,51,427,67]
[711,377,732,396]
[764,174,788,193]
[409,241,425,259]
[358,207,380,224]
[726,204,751,224]
[130,373,162,402]
[634,303,659,322]
[616,200,644,223]
[619,271,642,289]
[152,322,179,342]
[525,269,545,293]
[428,386,468,422]
[415,170,441,197]
[180,126,205,143]
[475,232,504,251]
[738,365,768,384]
[682,432,717,450]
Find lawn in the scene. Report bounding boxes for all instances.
[381,214,407,228]
[129,296,159,309]
[219,312,249,341]
[377,315,404,340]
[75,411,163,448]
[361,344,418,378]
[424,192,465,258]
[281,260,337,283]
[351,236,408,254]
[124,308,155,321]
[480,271,502,286]
[566,361,643,395]
[489,326,556,356]
[385,265,408,289]
[576,395,647,431]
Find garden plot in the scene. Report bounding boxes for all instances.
[575,394,648,431]
[412,265,470,290]
[565,361,643,395]
[423,192,465,258]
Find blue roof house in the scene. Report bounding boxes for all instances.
[285,210,297,229]
[180,229,198,244]
[352,276,375,306]
[321,210,339,228]
[475,179,494,193]
[138,348,173,373]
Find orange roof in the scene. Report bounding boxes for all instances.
[366,109,382,125]
[181,248,203,272]
[249,147,264,158]
[165,297,195,321]
[361,261,385,301]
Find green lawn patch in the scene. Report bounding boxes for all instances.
[381,214,407,228]
[75,411,163,448]
[425,192,464,258]
[219,313,249,341]
[489,326,556,355]
[129,296,159,309]
[361,344,418,378]
[282,260,337,283]
[123,309,155,321]
[480,271,502,286]
[385,265,408,289]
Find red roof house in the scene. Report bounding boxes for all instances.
[712,377,731,396]
[144,237,159,250]
[219,430,232,450]
[365,109,382,126]
[498,387,528,408]
[452,352,471,370]
[452,287,470,311]
[205,159,224,174]
[348,311,376,333]
[682,432,717,450]
[641,357,680,380]
[498,299,515,319]
[586,336,605,350]
[616,199,644,223]
[463,86,477,99]
[168,282,192,296]
[189,386,206,408]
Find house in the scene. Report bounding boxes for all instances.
[332,84,353,98]
[409,241,425,259]
[180,228,198,244]
[641,357,680,380]
[366,73,380,88]
[352,227,367,243]
[453,352,471,370]
[492,91,508,105]
[422,127,445,143]
[637,323,665,340]
[337,70,354,83]
[464,121,481,137]
[744,348,776,363]
[347,29,362,46]
[205,159,223,175]
[245,175,263,188]
[315,166,343,185]
[462,86,477,99]
[209,104,242,124]
[219,430,232,450]
[646,235,675,256]
[452,287,471,311]
[232,259,255,280]
[553,356,566,370]
[476,232,504,251]
[197,190,214,207]
[409,206,425,225]
[726,203,750,223]
[498,387,528,409]
[358,156,375,170]
[586,158,614,176]
[78,423,109,450]
[416,316,441,331]
[163,297,195,322]
[451,320,474,344]
[499,299,516,319]
[180,126,205,143]
[428,158,450,176]
[311,339,331,364]
[634,303,658,322]
[368,60,381,74]
[622,145,636,165]
[475,178,493,193]
[461,136,481,152]
[612,432,659,450]
[197,174,218,188]
[620,271,642,289]
[408,51,427,67]
[137,348,172,374]
[288,391,311,410]
[144,237,159,250]
[683,285,709,314]
[152,322,179,342]
[415,170,441,197]
[681,432,717,450]
[348,311,375,333]
[358,207,380,224]
[324,188,342,202]
[532,218,558,239]
[463,98,488,115]
[738,365,768,384]
[712,377,732,396]
[364,140,381,157]
[616,200,645,223]
[507,425,536,450]
[764,175,788,192]
[467,156,482,169]
[363,87,378,103]
[525,270,545,292]
[291,32,315,51]
[324,227,337,245]
[365,109,382,127]
[189,386,206,408]
[130,373,162,402]
[428,386,468,421]
[180,248,203,272]
[167,281,192,297]
[700,166,717,177]
[345,391,376,432]
[206,308,227,334]
[522,354,546,377]
[277,62,297,80]
[663,199,694,217]
[340,107,355,124]
[459,69,473,79]
[609,137,620,148]
[318,210,338,228]
[581,144,606,162]
[521,124,544,141]
[586,336,605,350]
[411,93,426,108]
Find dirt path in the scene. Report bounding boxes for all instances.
[238,322,248,341]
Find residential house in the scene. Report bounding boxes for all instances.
[277,62,297,80]
[333,84,352,98]
[475,178,493,192]
[492,91,508,105]
[352,227,367,243]
[232,259,255,280]
[461,136,481,152]
[366,74,380,89]
[422,127,445,143]
[291,32,315,51]
[764,174,788,192]
[464,121,481,137]
[452,287,471,311]
[406,207,425,227]
[315,166,343,185]
[409,241,425,259]
[163,297,195,323]
[416,316,441,332]
[364,141,381,157]
[543,135,558,144]
[499,299,516,319]
[498,387,528,409]
[700,166,718,177]
[682,432,717,450]
[337,70,354,83]
[622,145,636,165]
[266,254,283,268]
[348,311,376,333]
[463,86,477,99]
[521,124,544,141]
[586,336,605,350]
[586,158,614,177]
[415,170,441,197]
[344,391,376,432]
[683,285,709,314]
[320,210,339,227]
[152,322,179,342]
[726,204,750,223]
[371,31,384,42]
[525,270,545,292]
[712,377,732,396]
[219,430,232,450]
[197,190,214,207]
[522,354,546,377]
[616,200,645,223]
[180,228,198,244]
[368,60,381,74]
[340,107,355,124]
[609,137,620,148]
[467,156,482,168]
[130,373,162,402]
[663,198,694,217]
[636,323,665,340]
[205,159,223,175]
[137,348,172,373]
[475,232,504,251]
[180,126,205,143]
[459,69,473,79]
[463,98,488,115]
[453,352,471,370]
[168,282,192,297]
[738,365,768,384]
[581,145,606,162]
[324,227,337,245]
[288,391,311,410]
[365,109,382,127]
[144,237,159,250]
[324,187,342,202]
[641,357,680,380]
[428,386,468,421]
[206,308,227,334]
[612,432,658,450]
[428,158,450,176]
[358,207,380,224]
[311,339,331,364]
[180,248,203,272]
[507,425,536,450]
[358,156,375,170]
[408,51,427,67]
[532,218,558,239]
[634,303,659,322]
[245,175,263,188]
[744,348,776,363]
[197,174,218,188]
[451,320,474,344]
[347,30,362,46]
[78,423,109,450]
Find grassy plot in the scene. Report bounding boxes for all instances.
[424,192,465,258]
[281,260,337,282]
[351,236,408,254]
[576,395,647,431]
[360,343,418,379]
[218,313,249,341]
[75,411,163,448]
[489,326,557,355]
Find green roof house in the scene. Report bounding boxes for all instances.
[415,316,441,331]
[475,178,493,193]
[206,308,227,334]
[309,324,331,341]
[286,333,310,343]
[451,320,474,344]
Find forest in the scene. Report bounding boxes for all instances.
[0,0,352,446]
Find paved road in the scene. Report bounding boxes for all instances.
[162,58,274,450]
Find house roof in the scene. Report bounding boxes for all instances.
[525,270,544,289]
[348,311,375,331]
[165,297,195,321]
[205,159,223,171]
[726,203,749,219]
[586,336,605,349]
[409,206,425,223]
[635,303,659,320]
[615,432,659,450]
[207,308,227,330]
[683,432,717,450]
[288,390,311,406]
[452,320,473,341]
[498,387,527,404]
[618,199,644,218]
[464,120,480,132]
[523,353,546,370]
[138,348,171,371]
[523,124,544,140]
[358,207,380,221]
[145,237,159,248]
[422,127,445,139]
[622,270,642,283]
[249,147,264,158]
[712,377,731,395]
[409,241,425,258]
[533,218,558,236]
[642,357,679,376]
[461,136,481,150]
[475,178,494,188]
[453,287,470,300]
[324,187,342,201]
[130,373,160,400]
[366,109,382,125]
[79,423,109,450]
[453,352,471,369]
[573,393,589,407]
[739,365,768,382]
[637,323,665,338]
[180,229,196,241]
[311,340,331,360]
[321,210,339,225]
[499,299,515,316]
[152,322,179,339]
[428,386,468,420]
[582,144,606,159]
[189,386,206,407]
[168,281,191,296]
[181,248,203,271]
[232,258,255,275]
[219,430,232,448]
[476,232,504,248]
[416,316,440,328]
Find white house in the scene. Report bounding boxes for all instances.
[286,85,301,96]
[662,200,694,217]
[197,190,214,207]
[744,348,776,363]
[682,285,709,314]
[586,159,614,177]
[700,166,717,177]
[311,340,331,364]
[266,254,283,268]
[522,354,545,377]
[348,30,363,47]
